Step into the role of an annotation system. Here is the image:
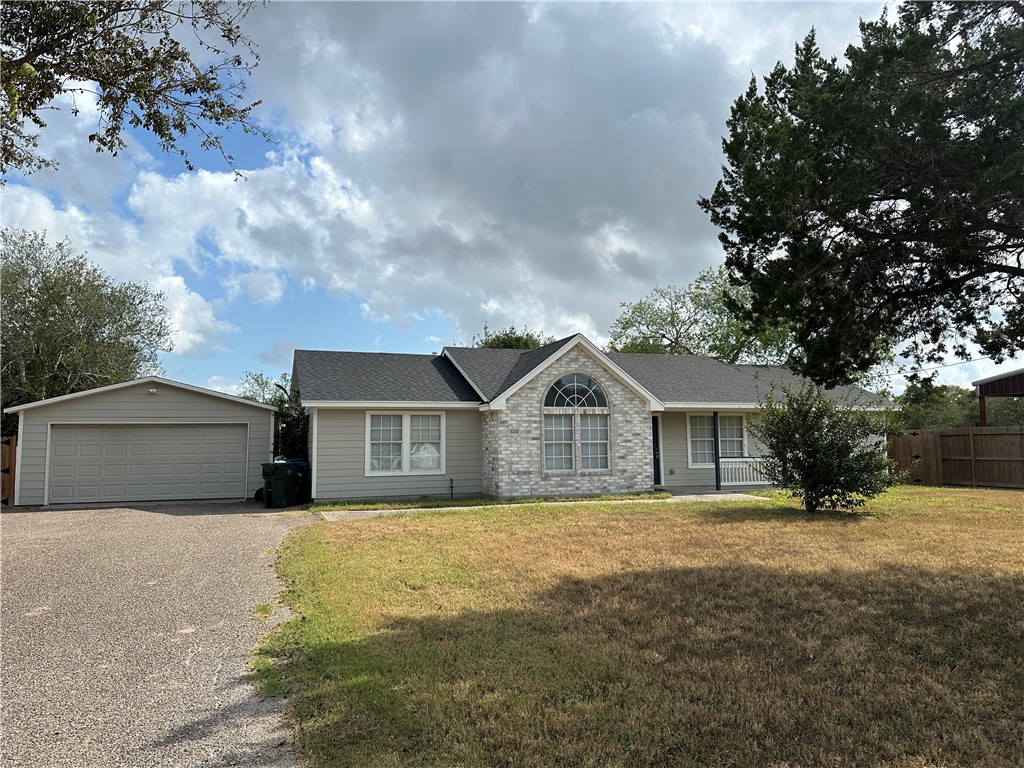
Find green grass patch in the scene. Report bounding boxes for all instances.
[252,602,274,620]
[252,488,1024,767]
[309,491,672,512]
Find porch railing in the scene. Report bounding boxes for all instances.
[720,456,770,486]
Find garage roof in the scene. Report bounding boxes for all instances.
[3,376,278,413]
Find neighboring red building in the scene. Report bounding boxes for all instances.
[972,367,1024,426]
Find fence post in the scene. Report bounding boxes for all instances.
[1,436,16,506]
[969,432,977,488]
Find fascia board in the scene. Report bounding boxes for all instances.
[3,376,278,413]
[301,400,481,409]
[663,402,763,411]
[971,367,1024,386]
[663,401,889,412]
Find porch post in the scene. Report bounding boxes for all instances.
[979,395,987,427]
[712,411,722,492]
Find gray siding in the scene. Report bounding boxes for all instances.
[659,411,765,492]
[660,413,714,490]
[16,381,274,505]
[313,408,483,500]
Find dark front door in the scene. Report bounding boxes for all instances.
[652,416,662,485]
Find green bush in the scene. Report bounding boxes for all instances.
[751,383,900,512]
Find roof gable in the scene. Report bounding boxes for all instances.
[442,336,576,401]
[2,376,278,414]
[474,335,664,411]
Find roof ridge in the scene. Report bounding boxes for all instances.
[296,349,437,359]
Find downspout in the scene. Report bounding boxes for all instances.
[713,411,722,492]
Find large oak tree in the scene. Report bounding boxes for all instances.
[1,0,267,175]
[607,266,795,364]
[699,2,1023,387]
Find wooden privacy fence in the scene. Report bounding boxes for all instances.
[1,435,16,505]
[888,427,1024,489]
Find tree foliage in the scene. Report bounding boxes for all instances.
[750,383,900,513]
[237,370,290,409]
[1,228,173,434]
[1,0,268,175]
[699,2,1024,387]
[897,380,1024,428]
[237,370,308,459]
[608,266,795,364]
[473,323,555,350]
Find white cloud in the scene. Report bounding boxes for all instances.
[224,271,286,305]
[259,338,299,368]
[153,276,237,357]
[206,375,241,395]
[2,185,238,358]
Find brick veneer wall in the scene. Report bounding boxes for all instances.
[480,346,653,498]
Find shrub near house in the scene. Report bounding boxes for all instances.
[752,383,899,512]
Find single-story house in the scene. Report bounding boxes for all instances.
[293,333,878,501]
[5,377,276,506]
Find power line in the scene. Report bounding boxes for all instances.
[878,356,994,378]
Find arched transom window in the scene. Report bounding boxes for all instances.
[544,374,608,408]
[543,374,610,472]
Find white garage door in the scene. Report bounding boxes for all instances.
[48,424,248,504]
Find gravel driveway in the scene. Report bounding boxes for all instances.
[1,501,315,768]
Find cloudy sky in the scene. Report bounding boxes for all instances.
[5,1,1017,395]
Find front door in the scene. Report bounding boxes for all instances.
[651,416,662,485]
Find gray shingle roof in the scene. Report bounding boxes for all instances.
[607,353,742,403]
[294,339,885,408]
[443,336,576,400]
[293,350,481,403]
[608,351,883,406]
[728,364,885,406]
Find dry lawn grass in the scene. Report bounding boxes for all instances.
[253,486,1024,768]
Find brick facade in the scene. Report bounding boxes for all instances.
[480,346,654,498]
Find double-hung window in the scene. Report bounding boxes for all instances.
[543,414,574,471]
[580,413,609,470]
[688,414,746,467]
[366,412,444,475]
[542,374,610,473]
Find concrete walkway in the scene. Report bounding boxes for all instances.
[318,492,766,522]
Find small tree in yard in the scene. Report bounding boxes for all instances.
[238,371,308,459]
[751,383,899,513]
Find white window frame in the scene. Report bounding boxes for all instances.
[543,413,576,472]
[579,413,610,471]
[686,413,748,469]
[365,411,446,477]
[540,372,610,475]
[542,408,612,475]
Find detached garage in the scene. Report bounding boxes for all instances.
[5,377,276,506]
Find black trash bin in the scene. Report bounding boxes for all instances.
[262,461,311,508]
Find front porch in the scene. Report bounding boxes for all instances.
[720,456,771,487]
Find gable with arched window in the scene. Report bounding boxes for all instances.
[542,374,610,472]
